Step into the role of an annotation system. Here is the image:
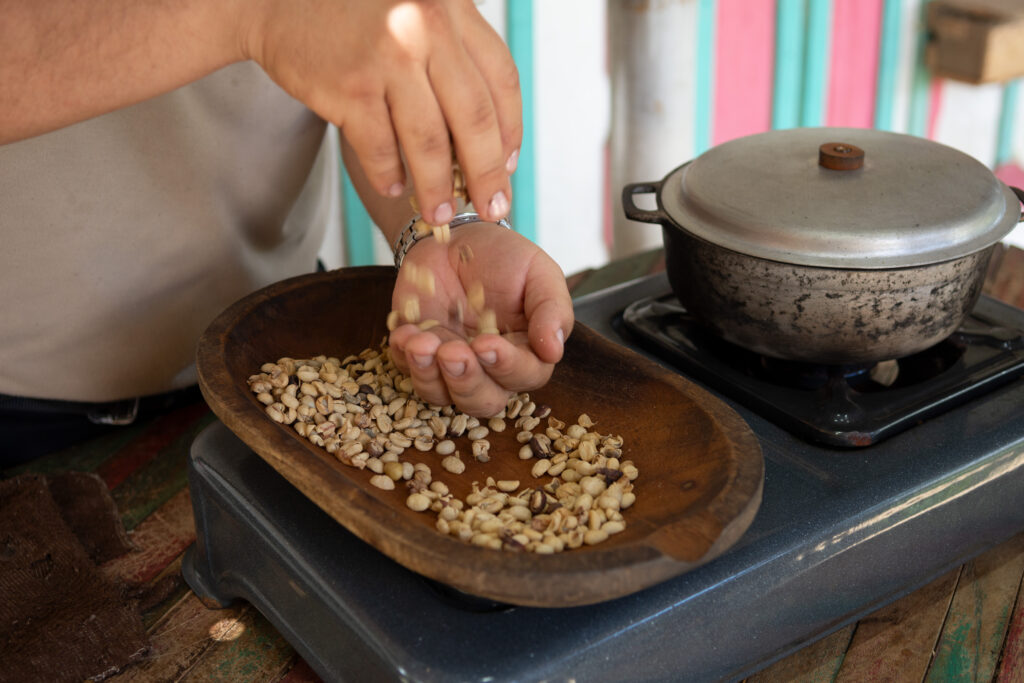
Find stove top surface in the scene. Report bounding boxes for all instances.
[621,291,1024,447]
[182,273,1024,683]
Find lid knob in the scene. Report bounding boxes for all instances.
[819,142,865,171]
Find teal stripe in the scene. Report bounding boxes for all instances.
[341,167,376,266]
[874,0,903,130]
[801,0,832,127]
[695,0,716,153]
[773,0,806,130]
[906,1,931,137]
[996,80,1020,166]
[506,0,536,242]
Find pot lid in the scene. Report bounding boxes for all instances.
[661,127,1021,268]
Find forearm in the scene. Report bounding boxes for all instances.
[340,134,420,248]
[0,0,250,143]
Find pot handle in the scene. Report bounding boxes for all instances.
[1012,186,1024,222]
[622,181,668,225]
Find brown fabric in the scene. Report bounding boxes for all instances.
[46,472,135,564]
[0,474,148,683]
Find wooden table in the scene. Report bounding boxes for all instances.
[5,245,1024,682]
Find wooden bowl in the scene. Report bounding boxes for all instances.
[196,266,764,607]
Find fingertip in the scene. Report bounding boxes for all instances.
[528,303,573,365]
[484,190,510,222]
[531,327,565,364]
[432,200,455,225]
[505,148,519,174]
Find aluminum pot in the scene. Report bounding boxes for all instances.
[623,128,1024,365]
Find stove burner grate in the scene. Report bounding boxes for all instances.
[620,295,1024,447]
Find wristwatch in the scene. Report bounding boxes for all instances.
[393,212,513,268]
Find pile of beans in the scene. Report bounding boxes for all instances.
[247,344,638,553]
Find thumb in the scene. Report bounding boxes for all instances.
[524,258,574,364]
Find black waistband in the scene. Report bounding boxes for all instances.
[0,386,202,425]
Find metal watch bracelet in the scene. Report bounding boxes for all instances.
[392,212,512,268]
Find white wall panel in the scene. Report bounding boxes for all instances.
[534,0,611,275]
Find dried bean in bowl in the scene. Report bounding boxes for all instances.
[247,343,638,554]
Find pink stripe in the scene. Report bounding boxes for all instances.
[712,0,776,145]
[995,163,1024,189]
[927,79,944,139]
[826,0,884,128]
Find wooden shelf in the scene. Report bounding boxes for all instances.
[927,0,1024,84]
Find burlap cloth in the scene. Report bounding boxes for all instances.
[0,472,149,682]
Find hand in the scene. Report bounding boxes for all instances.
[245,0,522,225]
[387,223,574,417]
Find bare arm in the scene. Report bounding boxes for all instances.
[1,0,521,226]
[340,134,419,248]
[0,0,247,144]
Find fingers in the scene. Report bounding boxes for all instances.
[436,341,511,418]
[523,255,575,364]
[429,32,514,222]
[470,333,555,393]
[340,97,407,200]
[390,326,451,407]
[459,13,523,179]
[387,72,457,226]
[391,326,513,417]
[527,298,573,365]
[250,0,518,222]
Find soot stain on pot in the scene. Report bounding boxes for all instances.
[661,222,997,364]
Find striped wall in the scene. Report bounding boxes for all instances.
[694,0,1022,159]
[324,0,1024,274]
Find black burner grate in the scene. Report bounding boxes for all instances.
[620,295,1024,447]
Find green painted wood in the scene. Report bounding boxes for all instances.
[124,594,248,681]
[773,0,807,130]
[835,569,960,682]
[996,578,1024,681]
[924,534,1024,683]
[4,419,151,476]
[907,2,932,137]
[341,169,377,266]
[140,556,193,632]
[997,80,1021,166]
[506,0,537,242]
[188,606,297,682]
[111,412,217,530]
[874,0,903,131]
[747,624,855,682]
[696,0,717,154]
[801,0,832,127]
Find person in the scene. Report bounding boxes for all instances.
[0,0,575,461]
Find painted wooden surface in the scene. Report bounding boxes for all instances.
[712,0,776,145]
[4,247,1023,681]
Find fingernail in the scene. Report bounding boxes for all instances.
[478,350,497,365]
[506,149,519,174]
[387,182,404,197]
[413,354,432,368]
[441,360,466,377]
[556,328,565,344]
[487,191,509,220]
[434,202,454,225]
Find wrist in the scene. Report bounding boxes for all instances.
[393,212,512,268]
[236,0,273,64]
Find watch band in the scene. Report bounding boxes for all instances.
[392,212,513,268]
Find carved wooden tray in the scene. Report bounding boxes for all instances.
[196,266,764,607]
